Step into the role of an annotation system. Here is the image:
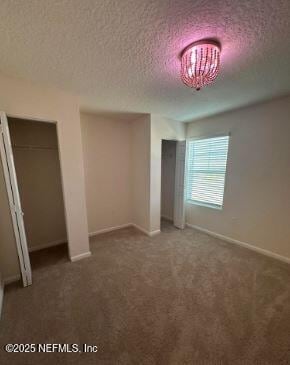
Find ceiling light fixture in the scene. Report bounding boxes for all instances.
[180,40,221,91]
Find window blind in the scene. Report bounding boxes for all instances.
[186,135,229,208]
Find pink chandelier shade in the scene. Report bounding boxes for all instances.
[180,40,221,91]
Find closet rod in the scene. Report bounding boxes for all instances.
[12,144,57,151]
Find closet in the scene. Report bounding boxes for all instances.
[160,139,186,231]
[161,140,177,226]
[8,117,67,259]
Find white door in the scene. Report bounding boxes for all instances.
[174,140,186,229]
[0,112,32,286]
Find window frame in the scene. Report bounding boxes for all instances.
[185,133,230,210]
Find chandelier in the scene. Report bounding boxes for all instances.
[180,40,221,91]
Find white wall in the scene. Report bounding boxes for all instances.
[0,73,90,280]
[150,115,186,232]
[9,118,67,251]
[131,115,151,232]
[81,113,132,234]
[186,96,290,260]
[161,140,176,220]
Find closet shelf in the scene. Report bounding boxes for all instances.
[12,144,57,150]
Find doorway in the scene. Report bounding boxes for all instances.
[161,140,177,231]
[160,139,186,232]
[0,114,68,286]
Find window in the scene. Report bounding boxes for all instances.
[186,135,229,208]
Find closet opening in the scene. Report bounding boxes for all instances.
[161,139,177,232]
[160,139,186,233]
[8,117,68,273]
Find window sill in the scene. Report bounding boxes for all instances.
[186,200,223,211]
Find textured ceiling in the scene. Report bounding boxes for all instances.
[0,0,290,121]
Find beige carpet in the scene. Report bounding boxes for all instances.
[0,223,290,364]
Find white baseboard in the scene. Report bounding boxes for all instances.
[131,223,148,235]
[28,239,67,252]
[89,223,161,238]
[89,223,132,237]
[70,251,92,262]
[131,223,161,237]
[149,229,161,237]
[3,274,21,285]
[187,223,290,265]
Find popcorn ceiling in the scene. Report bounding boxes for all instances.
[0,0,289,121]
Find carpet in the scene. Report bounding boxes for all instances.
[0,223,290,364]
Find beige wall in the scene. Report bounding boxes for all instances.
[186,96,290,260]
[9,118,67,251]
[81,113,132,234]
[150,115,186,232]
[161,140,176,220]
[80,113,185,236]
[0,73,90,280]
[131,115,151,232]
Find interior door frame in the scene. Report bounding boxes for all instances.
[0,111,32,287]
[173,140,186,229]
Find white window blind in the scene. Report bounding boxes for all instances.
[186,135,229,208]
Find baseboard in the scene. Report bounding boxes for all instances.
[70,251,92,262]
[131,223,148,235]
[28,239,67,252]
[89,222,161,238]
[148,229,161,237]
[89,223,132,237]
[186,223,290,265]
[131,223,161,237]
[3,274,21,285]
